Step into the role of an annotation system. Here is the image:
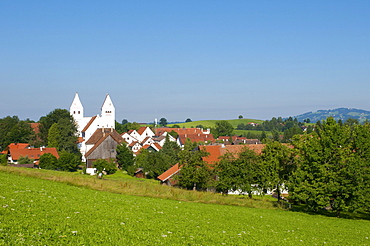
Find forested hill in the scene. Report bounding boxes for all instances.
[294,108,370,123]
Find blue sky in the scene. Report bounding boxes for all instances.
[1,1,369,123]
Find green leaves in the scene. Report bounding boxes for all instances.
[290,117,370,214]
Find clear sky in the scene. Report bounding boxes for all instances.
[1,1,369,123]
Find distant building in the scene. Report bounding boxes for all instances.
[70,93,115,162]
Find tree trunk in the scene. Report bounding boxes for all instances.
[277,184,281,202]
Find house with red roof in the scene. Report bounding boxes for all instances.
[155,128,214,147]
[5,144,59,166]
[157,144,267,186]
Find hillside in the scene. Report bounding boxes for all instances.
[1,168,369,245]
[294,108,370,123]
[167,118,264,129]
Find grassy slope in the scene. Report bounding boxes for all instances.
[1,170,369,245]
[168,118,264,129]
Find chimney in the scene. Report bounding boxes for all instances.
[40,146,43,151]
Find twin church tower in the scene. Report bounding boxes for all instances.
[69,93,116,138]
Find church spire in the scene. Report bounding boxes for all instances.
[101,94,115,129]
[70,92,84,120]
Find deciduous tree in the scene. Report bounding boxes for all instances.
[116,142,135,171]
[39,153,58,170]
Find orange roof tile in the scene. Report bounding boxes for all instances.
[200,144,266,165]
[157,163,181,181]
[9,147,59,160]
[137,127,147,135]
[7,143,30,150]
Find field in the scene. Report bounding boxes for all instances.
[1,169,370,245]
[168,118,264,129]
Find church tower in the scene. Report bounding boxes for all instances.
[70,92,84,121]
[101,94,115,129]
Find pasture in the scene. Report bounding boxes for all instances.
[1,171,369,245]
[168,118,264,129]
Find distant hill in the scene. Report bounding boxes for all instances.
[294,108,370,123]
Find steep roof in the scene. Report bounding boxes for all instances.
[137,127,147,135]
[70,92,83,109]
[157,163,181,182]
[101,94,114,109]
[9,147,59,160]
[85,128,122,145]
[84,129,124,158]
[82,116,97,133]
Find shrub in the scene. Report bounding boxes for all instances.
[39,153,58,170]
[93,159,117,175]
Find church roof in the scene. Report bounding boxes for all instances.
[70,92,83,109]
[101,94,114,109]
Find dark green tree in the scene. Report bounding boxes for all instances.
[212,120,234,138]
[57,152,81,172]
[47,123,61,148]
[185,118,192,122]
[160,134,181,165]
[289,117,365,215]
[38,109,73,146]
[216,147,261,198]
[261,140,295,201]
[116,142,135,171]
[176,148,210,190]
[0,116,19,150]
[159,118,168,127]
[6,121,34,146]
[39,153,58,170]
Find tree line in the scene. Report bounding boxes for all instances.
[118,117,369,216]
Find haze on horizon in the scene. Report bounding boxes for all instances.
[1,1,369,123]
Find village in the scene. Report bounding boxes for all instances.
[1,93,265,188]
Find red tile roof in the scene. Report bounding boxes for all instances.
[7,143,30,150]
[200,144,266,165]
[9,147,59,161]
[178,133,214,145]
[157,163,181,182]
[137,127,147,135]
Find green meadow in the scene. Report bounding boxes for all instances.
[1,168,369,245]
[168,118,264,129]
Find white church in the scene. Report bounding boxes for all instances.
[70,93,116,162]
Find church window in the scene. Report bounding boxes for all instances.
[73,111,76,114]
[78,111,80,114]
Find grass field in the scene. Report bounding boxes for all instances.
[1,169,370,245]
[168,118,264,129]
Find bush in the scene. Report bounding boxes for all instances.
[17,155,34,164]
[93,159,117,175]
[57,152,81,172]
[0,154,7,166]
[39,153,58,170]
